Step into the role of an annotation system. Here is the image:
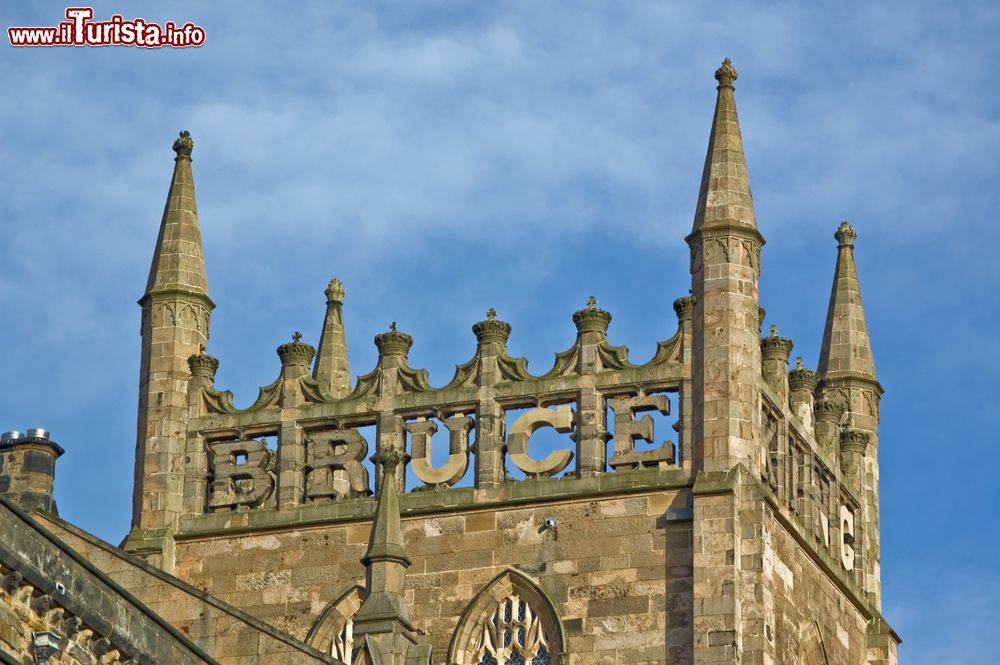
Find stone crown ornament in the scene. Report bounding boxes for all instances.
[277,332,316,366]
[839,429,870,456]
[188,348,220,378]
[572,296,612,334]
[761,325,793,359]
[673,295,696,320]
[788,357,819,391]
[375,322,413,357]
[472,308,512,345]
[172,130,193,159]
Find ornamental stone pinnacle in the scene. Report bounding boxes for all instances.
[187,349,219,379]
[715,57,738,88]
[172,130,193,160]
[315,278,351,397]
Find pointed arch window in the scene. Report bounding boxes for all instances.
[451,569,564,665]
[306,585,363,662]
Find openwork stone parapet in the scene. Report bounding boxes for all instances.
[572,297,611,334]
[375,324,413,357]
[277,332,316,367]
[187,349,219,379]
[472,309,511,345]
[789,357,819,392]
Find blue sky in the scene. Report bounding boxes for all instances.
[1,2,997,662]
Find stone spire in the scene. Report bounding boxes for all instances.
[690,57,758,235]
[353,447,416,642]
[313,278,352,397]
[142,131,211,303]
[686,60,765,474]
[817,221,877,382]
[128,131,214,569]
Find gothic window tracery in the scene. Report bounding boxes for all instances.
[475,594,551,665]
[451,570,563,665]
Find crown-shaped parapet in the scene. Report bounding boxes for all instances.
[835,220,857,248]
[761,325,793,361]
[788,357,819,393]
[277,332,316,367]
[673,295,696,321]
[715,57,738,88]
[325,278,345,304]
[572,296,612,334]
[187,347,219,379]
[472,308,511,345]
[172,130,193,160]
[839,428,870,457]
[374,323,413,357]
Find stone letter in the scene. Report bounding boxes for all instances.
[406,415,473,488]
[507,406,575,478]
[305,429,371,499]
[207,439,275,510]
[608,395,675,469]
[840,505,856,572]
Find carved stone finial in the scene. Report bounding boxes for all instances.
[172,130,193,159]
[796,357,804,371]
[839,428,870,456]
[376,446,404,475]
[325,278,345,303]
[815,396,847,423]
[573,300,612,334]
[375,325,413,357]
[835,221,857,248]
[715,57,738,88]
[277,335,316,367]
[473,310,512,345]
[761,327,793,360]
[188,349,220,379]
[757,306,767,335]
[673,295,697,321]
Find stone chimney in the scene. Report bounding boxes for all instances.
[0,429,64,514]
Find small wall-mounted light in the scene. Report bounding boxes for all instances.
[32,630,64,664]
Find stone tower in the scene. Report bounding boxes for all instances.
[98,61,900,664]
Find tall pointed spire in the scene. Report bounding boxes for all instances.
[691,58,758,234]
[353,447,416,641]
[142,130,211,303]
[313,278,352,397]
[817,221,877,381]
[127,131,214,567]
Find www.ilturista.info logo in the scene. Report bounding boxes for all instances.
[8,7,205,48]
